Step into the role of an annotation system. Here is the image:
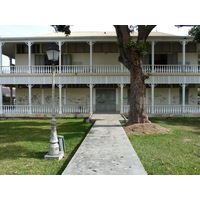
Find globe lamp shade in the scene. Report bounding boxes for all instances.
[46,43,60,61]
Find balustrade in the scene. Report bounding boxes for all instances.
[1,105,89,114]
[122,105,200,114]
[1,65,200,75]
[1,104,200,115]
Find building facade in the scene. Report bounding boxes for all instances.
[0,31,200,117]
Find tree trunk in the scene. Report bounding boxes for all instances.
[126,57,150,125]
[114,25,155,125]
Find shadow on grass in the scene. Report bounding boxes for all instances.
[0,119,93,175]
[0,120,92,144]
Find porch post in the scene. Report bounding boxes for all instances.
[57,41,64,73]
[88,41,95,73]
[120,84,124,114]
[0,84,2,114]
[151,84,155,113]
[41,87,44,105]
[181,40,188,72]
[151,41,155,73]
[28,84,33,114]
[63,85,67,105]
[181,83,186,113]
[168,85,172,105]
[10,86,13,105]
[0,42,5,74]
[59,84,63,114]
[89,84,94,114]
[26,41,34,73]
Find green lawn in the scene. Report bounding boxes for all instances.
[128,117,200,175]
[0,118,92,175]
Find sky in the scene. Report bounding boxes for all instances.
[0,25,191,37]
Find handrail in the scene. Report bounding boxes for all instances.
[1,65,200,74]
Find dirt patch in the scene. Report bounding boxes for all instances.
[124,123,170,135]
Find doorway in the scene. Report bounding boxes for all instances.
[96,89,116,112]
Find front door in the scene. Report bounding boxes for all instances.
[96,89,116,112]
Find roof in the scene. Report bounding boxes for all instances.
[37,31,176,38]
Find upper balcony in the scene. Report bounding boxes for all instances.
[1,64,200,75]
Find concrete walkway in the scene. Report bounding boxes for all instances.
[62,114,147,175]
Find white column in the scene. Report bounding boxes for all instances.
[93,88,96,110]
[168,86,172,105]
[0,84,2,113]
[59,84,63,114]
[181,83,186,113]
[88,41,95,73]
[116,88,119,106]
[181,40,188,72]
[26,41,34,73]
[0,42,5,74]
[63,86,67,105]
[89,84,94,114]
[151,84,155,113]
[151,41,155,73]
[57,41,64,73]
[120,84,124,114]
[28,84,33,114]
[146,88,148,105]
[41,87,44,105]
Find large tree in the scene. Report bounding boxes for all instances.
[52,25,156,126]
[114,25,156,125]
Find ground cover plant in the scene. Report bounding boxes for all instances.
[128,117,200,175]
[0,118,92,175]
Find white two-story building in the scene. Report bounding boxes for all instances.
[0,31,200,117]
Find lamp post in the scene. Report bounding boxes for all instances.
[44,43,64,160]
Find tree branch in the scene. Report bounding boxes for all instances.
[138,25,156,41]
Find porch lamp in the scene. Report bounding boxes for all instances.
[44,43,63,160]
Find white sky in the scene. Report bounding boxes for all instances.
[0,25,191,37]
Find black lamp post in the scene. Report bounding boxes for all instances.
[44,43,63,160]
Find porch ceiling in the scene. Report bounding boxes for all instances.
[2,43,15,59]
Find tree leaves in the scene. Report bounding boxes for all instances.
[51,25,71,35]
[188,26,200,43]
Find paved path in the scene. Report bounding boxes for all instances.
[62,114,147,175]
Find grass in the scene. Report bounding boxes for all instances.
[128,117,200,175]
[0,118,92,175]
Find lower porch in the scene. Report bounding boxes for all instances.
[1,84,200,117]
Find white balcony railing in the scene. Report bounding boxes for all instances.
[1,105,200,115]
[1,65,200,75]
[123,105,200,114]
[1,105,90,114]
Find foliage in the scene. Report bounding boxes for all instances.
[128,117,200,175]
[125,40,147,57]
[188,25,200,43]
[0,118,92,175]
[51,25,71,35]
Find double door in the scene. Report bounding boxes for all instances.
[96,89,116,112]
